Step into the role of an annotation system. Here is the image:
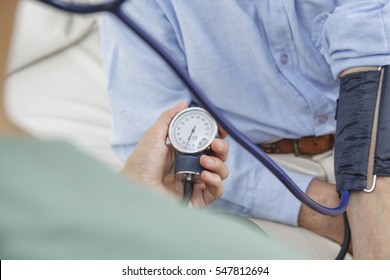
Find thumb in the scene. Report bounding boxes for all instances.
[149,101,188,136]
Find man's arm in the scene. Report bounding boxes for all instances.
[313,0,390,258]
[337,66,390,258]
[298,180,345,247]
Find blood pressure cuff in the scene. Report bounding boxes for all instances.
[374,67,390,176]
[335,66,390,192]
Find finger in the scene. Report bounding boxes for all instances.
[210,138,229,161]
[200,155,229,180]
[191,173,225,208]
[217,126,228,139]
[200,170,224,199]
[190,184,207,208]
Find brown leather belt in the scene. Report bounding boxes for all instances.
[258,134,334,156]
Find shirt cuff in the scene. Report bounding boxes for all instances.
[312,1,390,78]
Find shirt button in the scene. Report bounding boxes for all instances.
[280,53,289,64]
[319,115,328,123]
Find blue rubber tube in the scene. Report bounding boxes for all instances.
[37,0,349,216]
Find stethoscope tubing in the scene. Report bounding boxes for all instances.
[38,0,349,216]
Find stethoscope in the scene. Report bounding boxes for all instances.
[37,0,351,257]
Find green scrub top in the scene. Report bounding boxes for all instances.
[0,138,299,259]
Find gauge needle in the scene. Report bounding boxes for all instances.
[185,126,196,148]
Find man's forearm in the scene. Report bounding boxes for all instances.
[336,65,390,258]
[298,179,345,246]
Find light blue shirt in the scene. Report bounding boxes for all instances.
[100,0,390,226]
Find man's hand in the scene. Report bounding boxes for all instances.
[120,101,228,208]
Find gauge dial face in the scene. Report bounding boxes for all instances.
[169,107,218,154]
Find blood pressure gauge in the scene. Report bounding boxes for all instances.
[168,107,219,203]
[169,107,218,154]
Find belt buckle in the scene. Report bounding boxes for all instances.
[292,139,303,157]
[260,142,278,153]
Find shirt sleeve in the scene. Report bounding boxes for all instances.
[100,0,312,226]
[312,0,390,78]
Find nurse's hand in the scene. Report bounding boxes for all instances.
[120,101,228,208]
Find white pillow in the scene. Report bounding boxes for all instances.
[6,0,121,171]
[8,0,98,74]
